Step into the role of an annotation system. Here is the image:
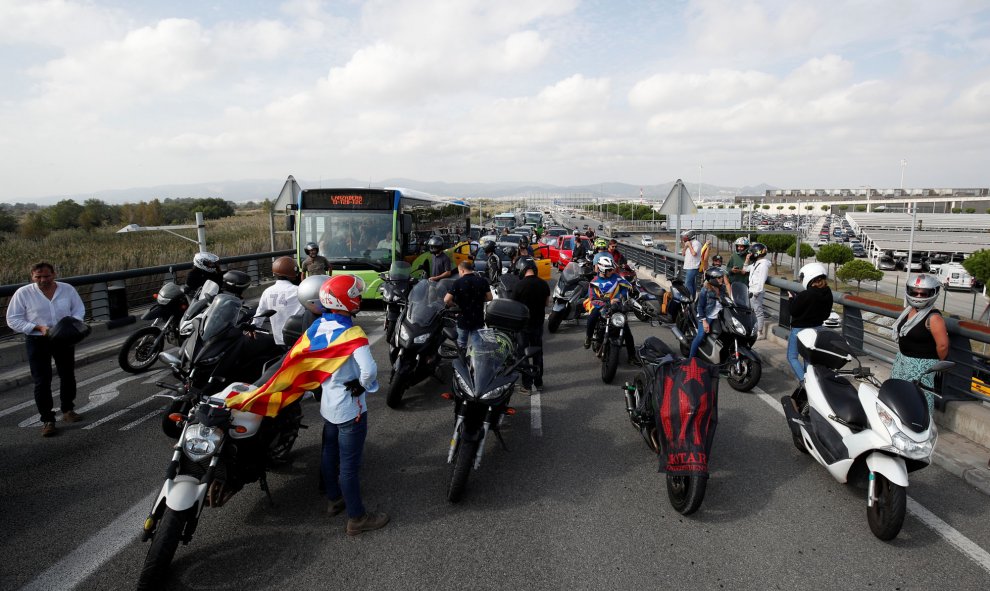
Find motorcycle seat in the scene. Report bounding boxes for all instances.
[814,367,868,429]
[638,336,674,363]
[638,280,662,296]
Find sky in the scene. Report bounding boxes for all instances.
[1,0,989,202]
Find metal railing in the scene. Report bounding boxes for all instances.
[617,239,990,407]
[0,250,295,342]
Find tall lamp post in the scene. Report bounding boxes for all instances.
[117,212,207,252]
[902,160,918,305]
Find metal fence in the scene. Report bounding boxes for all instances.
[619,239,990,407]
[0,250,295,342]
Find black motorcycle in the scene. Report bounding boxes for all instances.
[671,281,762,392]
[378,261,417,364]
[547,261,589,333]
[137,371,305,590]
[119,281,190,373]
[155,293,283,438]
[386,278,458,408]
[654,278,693,326]
[447,299,538,503]
[622,336,719,516]
[590,297,633,384]
[626,272,663,324]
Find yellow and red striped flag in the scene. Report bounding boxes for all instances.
[225,316,369,417]
[698,241,712,272]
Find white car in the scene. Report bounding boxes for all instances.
[641,236,654,247]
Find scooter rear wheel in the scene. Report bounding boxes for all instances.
[867,474,906,540]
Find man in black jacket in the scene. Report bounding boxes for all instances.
[788,263,833,381]
[511,259,550,394]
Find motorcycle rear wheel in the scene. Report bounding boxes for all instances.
[727,358,762,392]
[447,429,479,503]
[666,474,707,516]
[867,474,906,540]
[119,326,164,373]
[547,310,563,333]
[601,342,620,383]
[136,507,190,590]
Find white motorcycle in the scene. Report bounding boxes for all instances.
[780,328,951,541]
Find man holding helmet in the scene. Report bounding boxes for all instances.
[891,274,950,413]
[787,263,833,381]
[302,242,332,277]
[253,256,304,348]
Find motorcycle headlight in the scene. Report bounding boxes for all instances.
[182,424,224,462]
[553,285,563,298]
[610,312,626,327]
[876,402,936,460]
[398,324,411,341]
[480,382,513,401]
[730,316,747,335]
[413,333,430,344]
[454,371,473,397]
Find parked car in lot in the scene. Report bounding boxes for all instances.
[852,244,866,257]
[877,256,897,270]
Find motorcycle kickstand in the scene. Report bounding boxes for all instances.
[259,473,275,508]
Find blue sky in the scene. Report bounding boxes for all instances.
[1,0,989,201]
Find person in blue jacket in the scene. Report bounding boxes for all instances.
[689,267,728,358]
[584,255,640,366]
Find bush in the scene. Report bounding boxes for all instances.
[836,259,883,293]
[816,244,854,288]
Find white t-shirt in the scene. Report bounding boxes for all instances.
[683,239,703,270]
[253,279,304,345]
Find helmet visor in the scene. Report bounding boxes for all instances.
[906,286,936,299]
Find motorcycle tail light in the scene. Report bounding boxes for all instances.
[233,425,248,434]
[506,407,517,415]
[153,293,159,300]
[441,392,453,400]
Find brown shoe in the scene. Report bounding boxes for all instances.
[346,511,390,536]
[41,422,56,437]
[326,497,346,517]
[62,410,83,423]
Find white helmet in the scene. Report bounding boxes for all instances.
[905,274,941,309]
[596,255,615,273]
[798,262,828,289]
[193,251,220,272]
[297,273,328,315]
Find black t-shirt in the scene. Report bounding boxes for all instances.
[789,285,833,328]
[511,275,551,330]
[431,253,452,278]
[449,273,490,330]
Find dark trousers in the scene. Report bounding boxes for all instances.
[26,335,77,423]
[518,326,544,389]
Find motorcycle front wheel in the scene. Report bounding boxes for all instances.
[136,507,190,590]
[727,357,762,392]
[666,474,707,516]
[119,326,164,373]
[447,428,480,503]
[601,342,620,383]
[547,310,563,333]
[867,474,906,540]
[386,372,409,409]
[269,401,303,465]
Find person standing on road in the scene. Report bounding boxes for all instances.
[426,236,452,282]
[510,259,550,394]
[728,237,749,286]
[891,274,950,414]
[444,261,493,349]
[681,231,702,300]
[744,242,771,337]
[6,262,86,437]
[302,242,332,277]
[253,256,304,348]
[787,263,833,381]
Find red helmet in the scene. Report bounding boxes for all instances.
[319,275,365,314]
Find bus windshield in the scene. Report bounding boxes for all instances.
[299,210,395,271]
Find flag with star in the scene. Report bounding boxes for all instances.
[657,357,719,474]
[224,316,369,417]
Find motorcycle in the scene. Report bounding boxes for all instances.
[155,293,282,438]
[378,261,417,364]
[446,299,538,502]
[781,329,948,540]
[118,280,190,373]
[622,336,719,515]
[669,281,762,392]
[387,277,458,408]
[546,261,590,333]
[589,297,633,384]
[626,269,663,324]
[137,372,305,590]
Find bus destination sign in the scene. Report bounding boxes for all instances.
[302,189,394,210]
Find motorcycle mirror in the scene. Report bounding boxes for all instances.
[159,352,181,366]
[256,309,277,319]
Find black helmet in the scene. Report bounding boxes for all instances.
[304,242,319,256]
[221,270,251,296]
[426,235,444,253]
[704,266,727,284]
[515,256,538,278]
[711,254,723,266]
[748,243,768,259]
[482,239,496,255]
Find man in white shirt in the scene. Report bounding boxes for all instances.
[743,243,772,337]
[681,231,703,300]
[253,257,304,348]
[5,262,86,437]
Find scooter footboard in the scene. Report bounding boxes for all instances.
[866,452,908,487]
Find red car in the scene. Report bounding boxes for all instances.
[550,235,592,268]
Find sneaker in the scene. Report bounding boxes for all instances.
[535,385,545,394]
[326,497,346,517]
[41,422,56,437]
[583,338,591,349]
[518,386,531,395]
[62,410,83,423]
[346,511,390,536]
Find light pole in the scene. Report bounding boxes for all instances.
[117,212,207,252]
[900,158,907,193]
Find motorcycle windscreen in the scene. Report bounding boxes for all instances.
[657,357,719,475]
[405,279,451,326]
[560,262,583,284]
[387,260,412,280]
[467,329,513,396]
[201,294,243,342]
[729,281,751,309]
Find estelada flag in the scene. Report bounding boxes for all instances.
[698,241,712,272]
[225,316,369,417]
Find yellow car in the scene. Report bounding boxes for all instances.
[530,244,553,281]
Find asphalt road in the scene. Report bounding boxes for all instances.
[3,297,990,590]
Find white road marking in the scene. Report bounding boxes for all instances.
[83,393,162,430]
[19,374,146,428]
[1,368,126,420]
[18,491,157,591]
[752,385,990,574]
[530,391,543,436]
[118,407,165,431]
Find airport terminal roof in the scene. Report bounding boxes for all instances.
[847,213,990,232]
[844,213,990,256]
[858,231,988,256]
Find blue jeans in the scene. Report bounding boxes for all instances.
[787,327,807,381]
[684,268,699,300]
[321,413,368,519]
[689,318,708,358]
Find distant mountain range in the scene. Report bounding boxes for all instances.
[15,177,779,205]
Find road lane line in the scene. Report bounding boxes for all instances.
[752,385,990,573]
[19,374,147,428]
[83,393,162,430]
[2,368,128,421]
[18,491,156,591]
[119,407,165,431]
[530,391,543,436]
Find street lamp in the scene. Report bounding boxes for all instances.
[117,212,207,252]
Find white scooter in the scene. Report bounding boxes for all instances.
[780,328,951,541]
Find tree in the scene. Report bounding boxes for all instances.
[838,204,849,212]
[19,210,49,239]
[965,207,976,214]
[816,243,855,288]
[962,249,990,289]
[788,205,796,211]
[776,205,784,210]
[191,197,235,220]
[836,259,883,293]
[756,233,796,272]
[855,205,867,212]
[820,205,829,211]
[805,205,814,211]
[762,205,770,210]
[0,207,17,233]
[787,242,816,266]
[47,199,84,230]
[952,207,962,213]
